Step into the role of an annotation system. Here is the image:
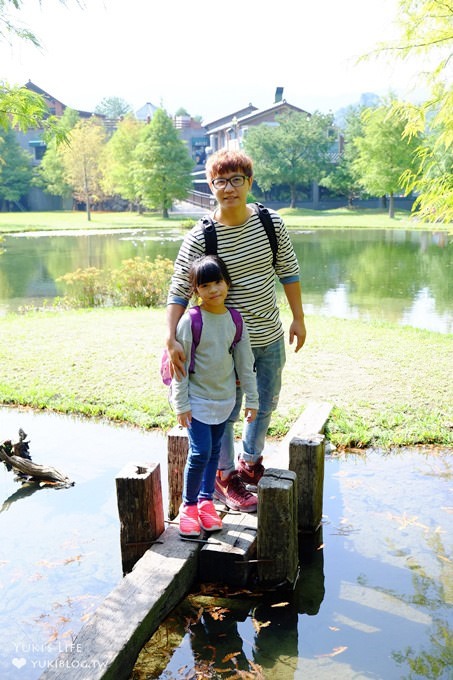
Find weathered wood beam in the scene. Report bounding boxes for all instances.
[39,524,201,680]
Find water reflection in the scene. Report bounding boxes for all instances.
[0,228,451,333]
[0,406,168,680]
[133,448,452,680]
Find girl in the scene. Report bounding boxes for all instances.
[172,255,258,537]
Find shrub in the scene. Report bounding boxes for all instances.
[57,268,110,307]
[110,256,174,307]
[57,256,174,308]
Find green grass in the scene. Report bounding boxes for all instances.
[0,307,451,450]
[279,207,434,230]
[0,207,449,234]
[0,210,191,233]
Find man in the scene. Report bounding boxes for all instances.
[166,149,306,512]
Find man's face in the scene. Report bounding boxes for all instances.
[209,170,253,208]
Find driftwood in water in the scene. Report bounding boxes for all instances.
[0,430,73,488]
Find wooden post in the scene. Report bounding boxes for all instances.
[116,462,165,574]
[257,468,298,586]
[289,433,325,533]
[167,426,189,520]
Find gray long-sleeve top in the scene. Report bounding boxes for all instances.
[171,307,259,424]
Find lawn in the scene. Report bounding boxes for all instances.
[0,307,451,449]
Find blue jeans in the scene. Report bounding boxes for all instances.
[183,417,227,505]
[218,336,286,470]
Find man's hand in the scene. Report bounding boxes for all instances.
[167,339,186,380]
[177,411,192,428]
[289,317,307,352]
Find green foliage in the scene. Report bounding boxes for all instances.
[57,267,109,308]
[61,117,107,219]
[320,105,368,204]
[180,218,197,229]
[56,256,174,308]
[0,125,33,205]
[109,256,174,307]
[101,115,142,206]
[244,110,335,208]
[36,108,80,198]
[371,0,453,223]
[132,108,194,218]
[94,96,132,119]
[0,1,40,46]
[353,100,420,216]
[0,82,49,131]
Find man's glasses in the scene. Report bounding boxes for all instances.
[211,175,250,189]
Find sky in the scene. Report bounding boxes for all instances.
[1,0,430,123]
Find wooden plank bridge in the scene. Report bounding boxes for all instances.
[40,401,331,680]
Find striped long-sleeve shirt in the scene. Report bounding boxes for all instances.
[167,208,300,347]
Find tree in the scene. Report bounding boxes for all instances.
[368,0,453,222]
[0,0,40,46]
[320,105,366,206]
[353,100,420,218]
[101,115,142,209]
[132,108,194,218]
[95,96,132,119]
[0,124,33,208]
[36,107,79,199]
[244,111,335,208]
[61,117,107,220]
[0,1,80,137]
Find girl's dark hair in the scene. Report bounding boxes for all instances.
[189,255,232,293]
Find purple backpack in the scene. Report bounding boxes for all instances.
[160,305,243,386]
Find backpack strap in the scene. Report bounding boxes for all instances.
[187,305,243,374]
[188,305,202,374]
[253,202,278,268]
[201,215,217,256]
[227,307,243,352]
[201,204,277,268]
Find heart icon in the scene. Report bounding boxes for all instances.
[12,657,27,669]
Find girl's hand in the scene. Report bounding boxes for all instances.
[177,411,192,428]
[244,408,257,423]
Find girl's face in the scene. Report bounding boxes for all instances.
[195,278,229,313]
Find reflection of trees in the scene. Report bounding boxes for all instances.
[2,230,450,322]
[373,531,452,679]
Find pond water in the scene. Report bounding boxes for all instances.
[0,406,451,679]
[134,448,452,680]
[0,227,451,333]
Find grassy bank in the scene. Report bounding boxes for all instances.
[0,307,451,449]
[1,207,449,234]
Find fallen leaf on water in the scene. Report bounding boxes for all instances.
[208,607,229,621]
[316,646,348,658]
[251,618,271,633]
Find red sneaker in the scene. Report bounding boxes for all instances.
[214,471,257,513]
[198,500,223,532]
[179,504,201,537]
[237,456,265,490]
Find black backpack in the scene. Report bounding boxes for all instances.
[200,202,278,268]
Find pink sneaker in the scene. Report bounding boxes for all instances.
[179,504,201,537]
[198,500,223,532]
[214,471,257,513]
